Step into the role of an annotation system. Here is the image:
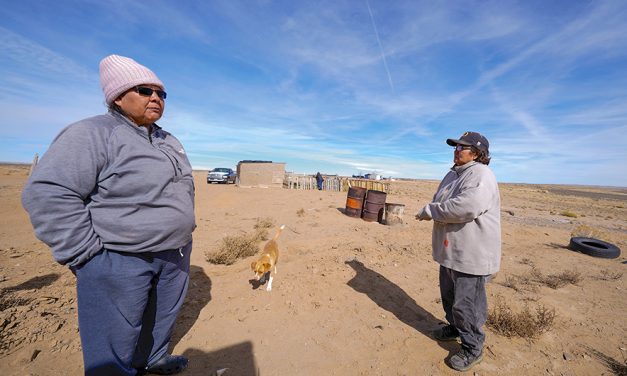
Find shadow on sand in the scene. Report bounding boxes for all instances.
[170,267,259,375]
[171,265,212,348]
[345,259,458,353]
[3,273,61,292]
[183,341,258,376]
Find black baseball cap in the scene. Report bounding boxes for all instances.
[446,131,489,154]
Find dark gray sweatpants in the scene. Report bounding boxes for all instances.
[72,242,191,376]
[439,265,487,356]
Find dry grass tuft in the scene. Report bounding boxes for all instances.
[254,217,274,230]
[487,296,556,338]
[252,217,274,241]
[497,273,538,293]
[205,232,261,265]
[532,268,582,289]
[296,208,305,217]
[500,275,522,292]
[595,269,623,281]
[205,218,277,265]
[205,218,279,265]
[570,224,610,241]
[520,257,534,266]
[500,268,581,292]
[0,290,31,311]
[560,210,578,218]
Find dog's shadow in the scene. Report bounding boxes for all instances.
[345,259,456,352]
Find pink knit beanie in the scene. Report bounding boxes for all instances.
[99,55,165,105]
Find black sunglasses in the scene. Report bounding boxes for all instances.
[455,145,473,151]
[135,86,167,100]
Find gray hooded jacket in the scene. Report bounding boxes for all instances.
[22,112,196,266]
[418,161,501,275]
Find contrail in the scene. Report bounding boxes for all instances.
[366,0,394,93]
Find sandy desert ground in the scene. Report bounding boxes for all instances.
[1,164,626,376]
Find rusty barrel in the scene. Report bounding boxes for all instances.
[362,189,387,223]
[384,203,405,226]
[345,186,367,218]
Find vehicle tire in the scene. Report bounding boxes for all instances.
[568,237,621,259]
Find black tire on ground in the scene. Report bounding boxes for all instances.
[568,237,621,259]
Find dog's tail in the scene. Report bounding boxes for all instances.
[272,224,286,241]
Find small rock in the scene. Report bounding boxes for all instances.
[30,349,41,361]
[563,352,575,361]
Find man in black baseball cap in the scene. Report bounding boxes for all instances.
[417,129,500,371]
[447,131,491,165]
[447,131,489,154]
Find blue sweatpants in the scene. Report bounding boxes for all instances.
[72,242,191,376]
[439,265,488,356]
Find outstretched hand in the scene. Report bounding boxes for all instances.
[415,207,432,221]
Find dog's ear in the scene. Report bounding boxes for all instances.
[263,262,272,271]
[251,261,257,271]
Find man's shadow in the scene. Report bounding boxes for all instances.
[171,265,212,347]
[345,259,457,352]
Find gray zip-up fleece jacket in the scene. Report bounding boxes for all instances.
[418,161,501,275]
[22,112,196,267]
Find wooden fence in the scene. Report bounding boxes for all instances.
[284,174,388,192]
[342,178,388,192]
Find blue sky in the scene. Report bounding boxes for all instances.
[1,1,626,186]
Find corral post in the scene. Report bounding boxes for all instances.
[29,154,39,176]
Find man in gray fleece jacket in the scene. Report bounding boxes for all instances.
[417,131,501,372]
[22,55,195,376]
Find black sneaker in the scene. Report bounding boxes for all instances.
[432,324,460,341]
[145,354,188,375]
[448,348,483,372]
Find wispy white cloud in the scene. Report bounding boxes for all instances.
[366,0,394,93]
[0,26,93,81]
[1,1,626,185]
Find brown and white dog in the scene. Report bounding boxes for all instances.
[251,225,285,291]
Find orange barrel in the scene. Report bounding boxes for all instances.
[345,186,367,218]
[362,190,387,222]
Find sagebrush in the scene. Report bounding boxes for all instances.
[205,218,275,265]
[487,296,556,338]
[500,268,581,291]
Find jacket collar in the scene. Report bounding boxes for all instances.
[108,110,161,139]
[451,161,479,175]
